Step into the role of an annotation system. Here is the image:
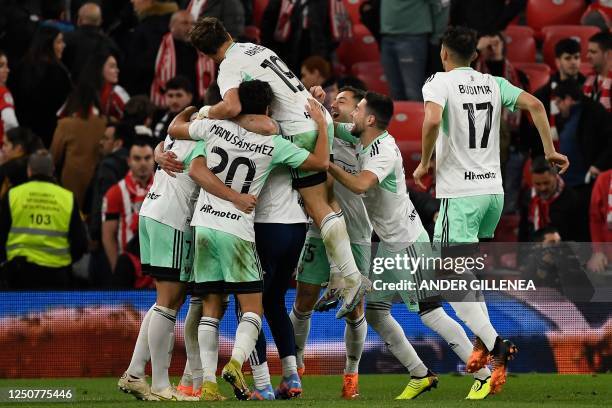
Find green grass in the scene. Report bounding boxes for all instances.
[0,374,609,407]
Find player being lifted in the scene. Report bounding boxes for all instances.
[169,80,331,400]
[413,26,569,394]
[188,17,371,316]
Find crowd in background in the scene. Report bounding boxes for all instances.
[0,0,610,289]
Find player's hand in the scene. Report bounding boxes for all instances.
[310,86,326,104]
[157,151,183,178]
[587,252,608,273]
[306,98,325,125]
[413,162,430,190]
[545,152,569,174]
[233,193,257,214]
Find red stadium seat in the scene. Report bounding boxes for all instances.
[253,0,269,27]
[541,25,601,69]
[526,0,587,37]
[343,0,364,24]
[336,24,380,69]
[388,102,424,142]
[504,26,536,63]
[396,140,422,175]
[513,62,551,92]
[350,62,390,95]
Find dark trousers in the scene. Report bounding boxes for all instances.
[3,257,72,289]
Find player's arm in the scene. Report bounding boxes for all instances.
[413,101,443,189]
[232,114,280,136]
[334,122,359,144]
[205,88,242,119]
[102,219,119,272]
[188,156,257,214]
[297,99,330,171]
[515,92,569,173]
[328,164,378,195]
[168,106,198,140]
[154,141,183,177]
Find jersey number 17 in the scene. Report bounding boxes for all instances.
[462,102,493,149]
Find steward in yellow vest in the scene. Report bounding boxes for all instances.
[0,150,87,288]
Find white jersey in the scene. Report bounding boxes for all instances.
[218,42,332,136]
[254,166,307,224]
[357,131,426,249]
[188,119,310,242]
[139,137,203,231]
[422,67,523,198]
[308,135,372,245]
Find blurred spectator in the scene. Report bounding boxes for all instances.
[10,26,72,147]
[122,0,179,96]
[152,76,193,140]
[588,169,612,273]
[150,10,215,107]
[0,51,18,147]
[583,31,611,112]
[301,56,335,109]
[102,137,153,272]
[449,0,526,34]
[0,127,43,198]
[380,0,449,101]
[582,2,612,37]
[186,0,245,39]
[522,156,584,242]
[0,150,87,289]
[123,95,156,138]
[40,0,74,33]
[0,1,40,64]
[62,2,122,81]
[50,63,107,211]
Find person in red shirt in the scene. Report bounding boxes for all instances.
[102,138,154,272]
[588,169,612,273]
[0,51,18,149]
[583,31,611,112]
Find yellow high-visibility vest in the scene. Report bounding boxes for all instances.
[7,180,74,268]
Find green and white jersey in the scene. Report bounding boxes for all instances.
[357,132,426,249]
[254,167,307,224]
[422,67,523,198]
[218,42,333,137]
[139,137,204,231]
[188,119,310,242]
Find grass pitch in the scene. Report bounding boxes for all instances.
[0,374,609,407]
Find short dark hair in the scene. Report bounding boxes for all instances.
[205,82,222,105]
[442,26,478,62]
[128,136,154,155]
[533,226,560,242]
[165,76,193,95]
[589,31,612,52]
[364,92,393,130]
[554,79,583,101]
[336,76,367,91]
[123,95,156,125]
[339,86,366,103]
[189,17,231,55]
[107,122,136,145]
[238,80,273,115]
[555,38,581,58]
[28,149,55,177]
[531,156,556,174]
[5,127,43,155]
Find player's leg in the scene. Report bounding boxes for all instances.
[178,296,203,397]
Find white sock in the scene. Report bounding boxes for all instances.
[232,312,261,366]
[250,361,271,389]
[479,301,490,320]
[127,304,155,378]
[183,297,203,389]
[450,302,498,351]
[148,305,177,392]
[420,307,491,380]
[320,211,359,283]
[344,313,367,374]
[365,302,426,377]
[198,316,219,383]
[281,356,298,377]
[290,305,312,369]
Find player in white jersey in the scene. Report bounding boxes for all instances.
[287,86,371,399]
[169,80,330,401]
[414,26,569,395]
[188,17,371,317]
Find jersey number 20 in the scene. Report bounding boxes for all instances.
[210,146,256,194]
[462,102,493,149]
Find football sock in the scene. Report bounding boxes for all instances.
[320,211,359,283]
[344,313,367,374]
[420,307,491,380]
[148,305,177,392]
[127,304,155,378]
[183,297,203,389]
[232,312,262,366]
[198,316,220,383]
[290,306,312,369]
[450,302,499,351]
[281,355,298,377]
[251,361,272,389]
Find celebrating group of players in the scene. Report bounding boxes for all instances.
[117,18,570,402]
